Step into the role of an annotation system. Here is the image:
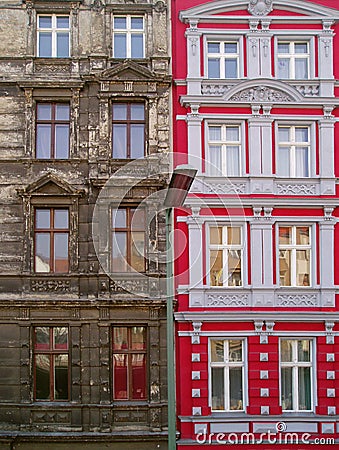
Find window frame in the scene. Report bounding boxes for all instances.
[34,207,70,274]
[112,15,145,59]
[279,338,315,412]
[35,102,70,159]
[275,37,315,80]
[275,122,315,178]
[112,325,148,401]
[111,102,146,159]
[277,224,315,288]
[209,338,247,412]
[207,223,246,288]
[205,121,245,177]
[37,14,70,58]
[204,37,243,79]
[33,326,70,402]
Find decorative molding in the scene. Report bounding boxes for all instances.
[192,321,202,344]
[201,84,231,96]
[248,0,273,16]
[207,294,249,307]
[293,84,319,97]
[230,86,293,102]
[276,183,317,195]
[34,63,71,74]
[277,294,318,307]
[31,279,71,293]
[32,411,70,424]
[110,278,149,294]
[204,181,246,195]
[154,1,167,13]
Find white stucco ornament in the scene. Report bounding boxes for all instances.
[248,0,273,16]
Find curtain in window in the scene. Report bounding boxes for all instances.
[295,147,309,177]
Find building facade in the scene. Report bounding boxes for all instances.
[0,0,170,449]
[172,0,339,448]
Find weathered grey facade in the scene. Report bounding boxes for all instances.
[0,0,171,448]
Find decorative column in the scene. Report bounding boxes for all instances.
[71,3,80,73]
[319,208,335,307]
[319,107,335,195]
[319,21,334,97]
[247,21,260,78]
[24,88,33,157]
[187,207,204,307]
[71,88,80,158]
[259,35,272,77]
[248,109,262,177]
[186,20,202,95]
[187,104,203,173]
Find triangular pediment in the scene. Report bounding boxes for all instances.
[98,61,155,81]
[180,0,339,21]
[23,173,81,196]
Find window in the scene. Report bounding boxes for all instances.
[207,41,239,79]
[34,327,69,401]
[34,208,69,273]
[210,339,244,411]
[37,15,70,58]
[112,326,147,400]
[280,339,313,411]
[36,103,70,159]
[208,124,241,176]
[277,126,310,177]
[277,41,309,79]
[112,16,145,58]
[278,226,311,287]
[111,207,146,272]
[209,226,243,287]
[112,103,145,158]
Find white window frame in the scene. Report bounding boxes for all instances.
[209,338,247,412]
[275,122,315,178]
[277,224,315,288]
[207,224,246,288]
[279,339,315,412]
[204,37,243,79]
[206,121,245,177]
[37,14,70,58]
[112,15,145,59]
[275,37,315,80]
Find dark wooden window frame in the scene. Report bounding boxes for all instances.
[34,207,70,273]
[112,325,148,401]
[33,326,70,402]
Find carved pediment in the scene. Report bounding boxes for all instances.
[20,173,82,196]
[229,86,293,102]
[98,61,155,82]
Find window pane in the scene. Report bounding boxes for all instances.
[35,233,50,272]
[35,327,50,350]
[55,124,69,159]
[225,43,237,54]
[112,209,126,228]
[295,59,308,79]
[278,43,289,54]
[208,43,220,53]
[54,233,69,273]
[228,250,241,286]
[229,340,242,361]
[36,124,51,158]
[295,43,308,54]
[295,147,309,177]
[131,208,145,231]
[112,232,127,272]
[298,340,310,362]
[113,354,128,399]
[131,326,146,350]
[35,354,50,400]
[278,58,289,78]
[54,209,69,229]
[225,59,238,78]
[113,104,127,120]
[131,354,146,399]
[208,58,220,78]
[226,146,240,176]
[131,34,144,58]
[36,209,50,229]
[209,146,221,176]
[39,33,52,57]
[227,227,241,245]
[210,227,222,245]
[296,250,310,286]
[55,104,70,121]
[229,368,243,410]
[54,327,68,350]
[295,128,308,142]
[296,227,310,245]
[54,354,68,400]
[39,16,52,28]
[281,340,293,362]
[56,17,69,29]
[131,231,145,271]
[298,367,311,410]
[279,226,291,245]
[281,367,293,410]
[112,124,127,158]
[211,340,224,362]
[56,33,69,57]
[131,104,145,120]
[130,124,144,158]
[226,127,239,141]
[131,17,143,30]
[279,249,291,286]
[37,104,52,120]
[278,127,290,142]
[114,34,127,58]
[209,126,221,141]
[212,368,224,410]
[114,17,126,29]
[277,147,290,176]
[113,328,128,350]
[210,250,223,286]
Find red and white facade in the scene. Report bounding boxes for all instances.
[172,0,339,447]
